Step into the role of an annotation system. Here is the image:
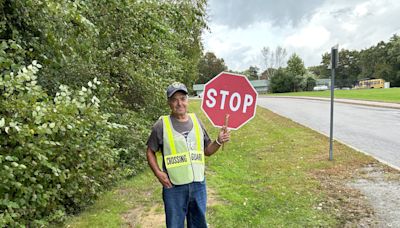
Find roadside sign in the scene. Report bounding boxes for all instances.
[201,72,258,130]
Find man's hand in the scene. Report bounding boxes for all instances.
[205,125,231,156]
[217,126,230,144]
[146,147,173,188]
[156,171,173,188]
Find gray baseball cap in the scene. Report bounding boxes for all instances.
[166,82,188,98]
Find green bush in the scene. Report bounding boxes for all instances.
[269,69,294,93]
[1,0,206,116]
[0,63,134,226]
[101,93,151,177]
[0,0,207,225]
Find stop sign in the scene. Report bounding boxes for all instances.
[201,72,258,130]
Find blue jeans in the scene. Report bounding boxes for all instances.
[162,181,208,228]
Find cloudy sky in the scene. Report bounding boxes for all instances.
[202,0,400,71]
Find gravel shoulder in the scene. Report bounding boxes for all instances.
[348,164,400,227]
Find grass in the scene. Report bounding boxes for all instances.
[199,102,375,227]
[265,87,400,103]
[63,100,380,227]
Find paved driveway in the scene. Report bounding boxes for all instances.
[257,97,400,169]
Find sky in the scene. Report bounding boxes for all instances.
[202,0,400,71]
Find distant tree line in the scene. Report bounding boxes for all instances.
[198,35,400,93]
[310,34,400,88]
[197,49,315,93]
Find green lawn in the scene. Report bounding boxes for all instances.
[63,101,381,227]
[265,88,400,103]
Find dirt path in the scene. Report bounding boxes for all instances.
[122,204,164,228]
[122,186,223,228]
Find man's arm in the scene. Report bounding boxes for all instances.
[146,147,172,188]
[204,126,230,156]
[204,140,221,156]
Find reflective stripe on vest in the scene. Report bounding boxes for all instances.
[162,114,205,185]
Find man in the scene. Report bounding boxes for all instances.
[146,82,230,228]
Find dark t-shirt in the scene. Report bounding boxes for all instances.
[146,115,212,153]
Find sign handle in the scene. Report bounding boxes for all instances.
[222,114,229,151]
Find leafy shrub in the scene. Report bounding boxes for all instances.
[1,0,206,115]
[0,0,207,225]
[0,63,131,226]
[98,87,151,177]
[269,69,294,93]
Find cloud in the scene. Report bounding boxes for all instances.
[284,26,331,48]
[203,0,400,71]
[207,0,326,28]
[203,21,282,70]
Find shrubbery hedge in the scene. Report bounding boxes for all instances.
[0,63,148,226]
[0,0,207,225]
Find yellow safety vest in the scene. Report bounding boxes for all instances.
[155,113,205,185]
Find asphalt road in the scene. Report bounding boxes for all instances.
[257,97,400,169]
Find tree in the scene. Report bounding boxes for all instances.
[261,46,287,78]
[339,49,361,87]
[260,68,277,80]
[320,49,361,88]
[268,54,310,93]
[275,46,288,68]
[304,72,317,91]
[269,68,293,93]
[308,65,329,79]
[386,34,400,86]
[243,65,259,80]
[197,52,227,84]
[286,53,306,91]
[287,53,306,76]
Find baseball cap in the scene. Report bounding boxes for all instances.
[166,82,188,98]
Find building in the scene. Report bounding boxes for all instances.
[193,79,269,95]
[194,78,332,95]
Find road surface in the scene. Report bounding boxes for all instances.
[257,97,400,169]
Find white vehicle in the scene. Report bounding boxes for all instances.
[197,92,204,98]
[313,85,328,91]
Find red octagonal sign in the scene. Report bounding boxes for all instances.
[201,72,258,130]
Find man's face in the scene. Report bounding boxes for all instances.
[168,91,188,115]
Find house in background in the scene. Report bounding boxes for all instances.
[193,79,269,96]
